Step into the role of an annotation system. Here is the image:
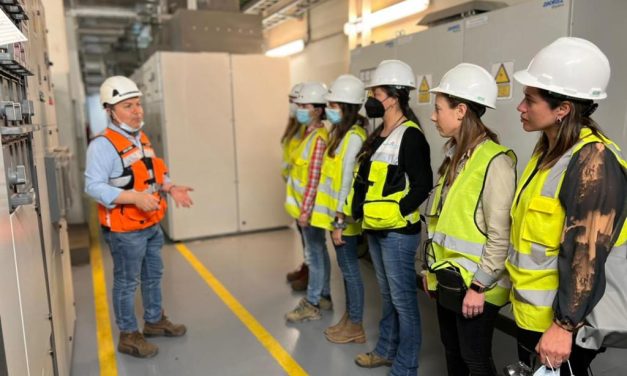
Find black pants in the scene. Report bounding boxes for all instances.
[517,327,603,375]
[436,300,501,376]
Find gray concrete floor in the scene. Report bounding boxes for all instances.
[70,227,626,376]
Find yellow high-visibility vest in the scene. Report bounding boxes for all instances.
[284,126,329,219]
[361,121,423,230]
[507,128,627,332]
[311,125,366,235]
[425,140,516,306]
[281,126,305,180]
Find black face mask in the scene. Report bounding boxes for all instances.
[365,97,386,118]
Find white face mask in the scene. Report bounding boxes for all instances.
[533,362,573,376]
[110,110,144,133]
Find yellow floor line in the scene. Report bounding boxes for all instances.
[175,243,308,376]
[89,210,118,376]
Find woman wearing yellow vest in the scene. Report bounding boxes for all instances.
[285,82,334,322]
[350,60,432,376]
[423,63,516,376]
[282,83,310,291]
[309,74,368,343]
[507,37,626,375]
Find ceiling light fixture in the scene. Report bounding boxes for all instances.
[344,0,430,36]
[265,39,305,57]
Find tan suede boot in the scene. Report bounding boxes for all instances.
[143,314,187,337]
[324,312,348,336]
[326,320,366,344]
[118,331,158,358]
[355,352,393,368]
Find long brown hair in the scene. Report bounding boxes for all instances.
[281,117,300,144]
[534,89,605,170]
[327,103,368,157]
[358,86,421,162]
[437,94,498,186]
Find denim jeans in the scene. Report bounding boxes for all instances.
[302,225,330,305]
[103,224,164,332]
[436,300,501,376]
[296,222,309,265]
[368,232,421,376]
[333,234,364,323]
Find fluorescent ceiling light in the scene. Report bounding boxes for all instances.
[265,39,305,57]
[344,0,430,35]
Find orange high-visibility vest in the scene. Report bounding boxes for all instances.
[97,128,168,232]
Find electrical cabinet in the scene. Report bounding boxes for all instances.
[350,0,627,176]
[136,52,292,240]
[0,1,75,375]
[349,0,627,331]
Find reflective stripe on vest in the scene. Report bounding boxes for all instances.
[507,128,627,332]
[426,140,515,306]
[361,121,422,230]
[311,126,366,235]
[284,126,329,219]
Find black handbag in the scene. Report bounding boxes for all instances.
[423,237,467,314]
[434,265,467,314]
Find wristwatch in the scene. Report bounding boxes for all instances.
[332,217,347,230]
[469,282,486,293]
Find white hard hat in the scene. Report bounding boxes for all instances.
[293,82,328,104]
[430,63,497,109]
[289,83,304,99]
[325,74,365,104]
[366,60,416,89]
[513,37,610,100]
[100,76,143,107]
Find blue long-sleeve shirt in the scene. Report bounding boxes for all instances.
[84,124,170,209]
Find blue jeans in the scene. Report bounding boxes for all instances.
[368,232,421,376]
[302,225,330,305]
[103,224,164,333]
[296,222,309,265]
[334,235,364,323]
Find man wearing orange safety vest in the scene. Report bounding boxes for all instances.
[85,76,194,358]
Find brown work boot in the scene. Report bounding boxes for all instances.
[290,271,309,291]
[355,352,393,368]
[324,312,348,336]
[286,263,308,282]
[143,314,187,337]
[118,331,158,358]
[326,320,366,344]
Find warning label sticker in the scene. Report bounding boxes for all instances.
[417,74,432,104]
[492,62,513,100]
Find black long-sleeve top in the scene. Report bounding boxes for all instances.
[554,142,626,328]
[351,126,433,234]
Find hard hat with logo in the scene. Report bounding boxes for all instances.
[100,76,143,108]
[325,74,365,104]
[289,83,304,99]
[430,63,497,109]
[293,82,328,104]
[513,37,610,100]
[366,60,416,89]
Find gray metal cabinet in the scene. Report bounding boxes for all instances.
[137,52,292,240]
